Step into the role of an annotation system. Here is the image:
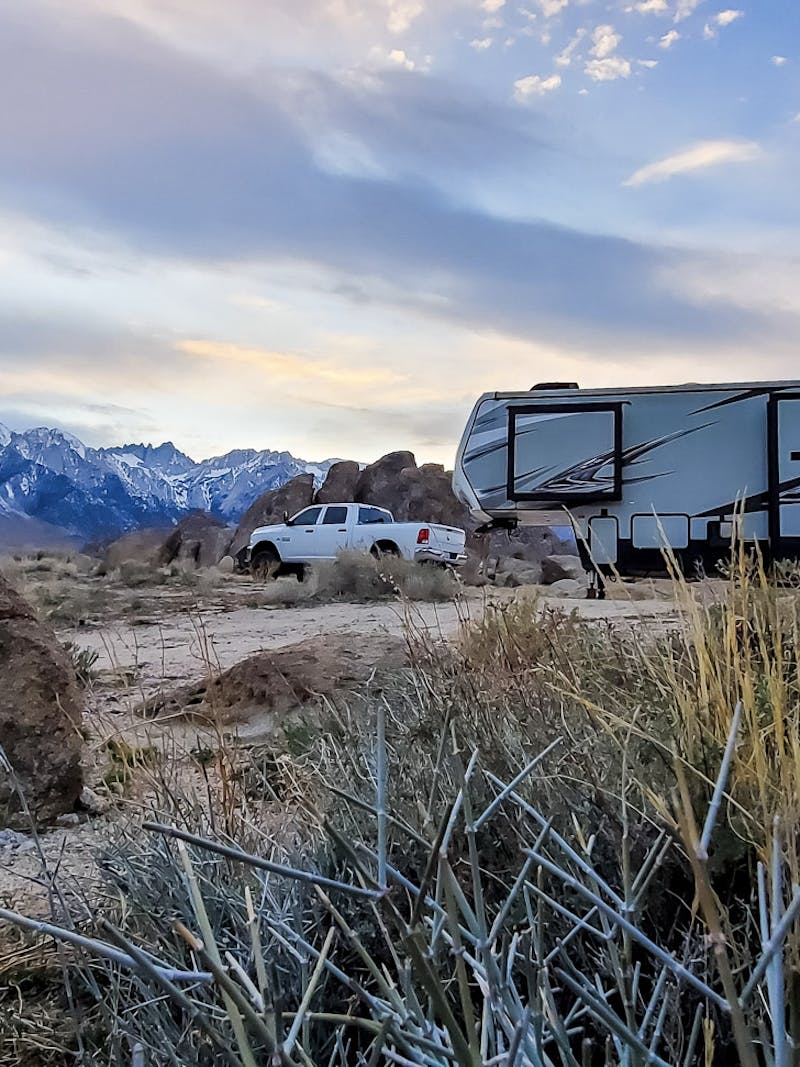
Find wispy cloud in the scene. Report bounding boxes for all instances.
[537,0,569,16]
[704,9,744,38]
[514,72,562,99]
[772,55,787,66]
[554,28,585,67]
[674,0,701,22]
[177,339,404,387]
[624,139,762,186]
[659,29,681,48]
[470,37,493,50]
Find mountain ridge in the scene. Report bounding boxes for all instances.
[0,425,335,545]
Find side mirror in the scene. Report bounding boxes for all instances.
[283,511,293,526]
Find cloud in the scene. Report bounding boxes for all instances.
[537,0,569,16]
[513,73,562,99]
[388,48,415,69]
[637,58,659,67]
[624,139,762,186]
[674,0,700,21]
[715,9,744,25]
[387,0,424,33]
[470,37,493,49]
[627,0,669,12]
[554,28,586,66]
[773,55,787,66]
[590,25,621,59]
[481,0,505,11]
[176,339,403,386]
[585,56,632,81]
[703,9,743,38]
[659,29,680,47]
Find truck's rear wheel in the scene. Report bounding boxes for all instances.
[250,546,280,580]
[371,542,400,560]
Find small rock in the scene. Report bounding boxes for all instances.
[217,555,235,574]
[0,828,31,850]
[79,785,111,816]
[547,578,585,598]
[56,812,81,827]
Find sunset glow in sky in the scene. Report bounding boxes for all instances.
[0,0,798,463]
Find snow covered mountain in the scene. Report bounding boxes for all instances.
[0,424,333,545]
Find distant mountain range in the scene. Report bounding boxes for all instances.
[0,423,333,546]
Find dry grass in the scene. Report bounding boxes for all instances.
[255,549,459,606]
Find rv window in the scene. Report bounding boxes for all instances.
[508,403,622,503]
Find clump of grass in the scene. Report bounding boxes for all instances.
[256,550,459,606]
[63,641,100,686]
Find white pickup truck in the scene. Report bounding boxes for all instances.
[242,502,467,578]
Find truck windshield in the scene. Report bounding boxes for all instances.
[358,506,391,525]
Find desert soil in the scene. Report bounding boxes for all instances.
[0,577,679,948]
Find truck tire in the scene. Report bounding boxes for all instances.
[250,546,280,580]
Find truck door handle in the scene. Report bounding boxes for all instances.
[305,529,314,533]
[792,452,800,462]
[338,528,347,532]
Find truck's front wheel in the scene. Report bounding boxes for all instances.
[250,546,280,580]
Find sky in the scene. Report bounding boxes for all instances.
[0,0,797,465]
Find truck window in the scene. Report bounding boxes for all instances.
[322,506,348,525]
[292,507,322,525]
[358,506,390,525]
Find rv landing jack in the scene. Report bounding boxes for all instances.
[586,569,606,600]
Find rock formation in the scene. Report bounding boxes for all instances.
[0,577,84,828]
[229,473,315,557]
[316,461,360,504]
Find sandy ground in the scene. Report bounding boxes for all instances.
[72,583,680,698]
[0,577,681,947]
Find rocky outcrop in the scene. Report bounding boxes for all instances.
[355,452,418,512]
[159,510,233,568]
[316,461,360,504]
[0,577,84,828]
[229,474,315,557]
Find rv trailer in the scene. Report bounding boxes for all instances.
[453,381,800,584]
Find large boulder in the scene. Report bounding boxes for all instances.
[0,577,84,828]
[105,527,170,569]
[230,474,315,557]
[541,554,586,585]
[315,461,361,504]
[159,510,233,568]
[393,464,473,527]
[355,451,417,512]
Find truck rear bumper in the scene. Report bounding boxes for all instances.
[414,548,468,566]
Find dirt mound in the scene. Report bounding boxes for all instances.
[0,576,84,828]
[230,474,315,557]
[140,633,406,733]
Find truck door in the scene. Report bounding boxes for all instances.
[286,505,324,559]
[769,395,800,547]
[316,505,350,558]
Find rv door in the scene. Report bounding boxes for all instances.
[507,402,623,503]
[769,395,800,545]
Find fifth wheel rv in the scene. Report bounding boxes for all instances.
[453,381,800,587]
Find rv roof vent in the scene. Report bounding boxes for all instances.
[530,382,579,391]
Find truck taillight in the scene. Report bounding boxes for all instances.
[417,528,430,544]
